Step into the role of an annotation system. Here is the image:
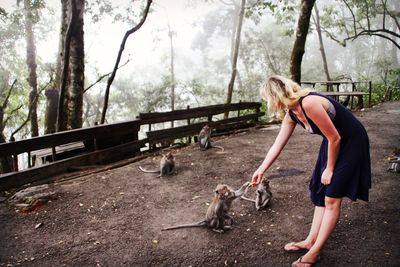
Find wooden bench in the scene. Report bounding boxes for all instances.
[301,81,372,109]
[321,91,369,109]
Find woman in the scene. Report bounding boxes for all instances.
[251,75,371,267]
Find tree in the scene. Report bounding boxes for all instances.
[226,0,245,117]
[312,3,331,83]
[0,79,18,173]
[168,24,176,126]
[100,0,152,124]
[67,0,84,129]
[319,0,400,50]
[56,0,85,132]
[23,0,40,137]
[290,0,316,83]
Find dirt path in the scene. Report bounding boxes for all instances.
[1,101,399,267]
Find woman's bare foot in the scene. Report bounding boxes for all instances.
[284,240,313,252]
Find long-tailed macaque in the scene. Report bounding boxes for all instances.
[162,182,250,233]
[198,125,224,152]
[139,152,176,177]
[241,179,272,211]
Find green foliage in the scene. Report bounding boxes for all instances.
[370,68,400,105]
[85,0,150,24]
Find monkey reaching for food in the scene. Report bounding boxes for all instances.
[198,125,225,152]
[162,181,250,233]
[241,179,272,211]
[139,152,176,177]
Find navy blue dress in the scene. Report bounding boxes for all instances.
[289,92,371,207]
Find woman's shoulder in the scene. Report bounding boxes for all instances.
[301,93,330,112]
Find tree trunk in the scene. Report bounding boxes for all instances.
[0,107,12,173]
[168,24,175,127]
[56,0,70,132]
[24,0,39,137]
[44,89,59,134]
[391,1,399,67]
[230,3,239,63]
[313,3,331,84]
[67,0,84,129]
[225,0,245,118]
[289,0,316,84]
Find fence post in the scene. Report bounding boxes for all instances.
[237,100,241,117]
[187,105,191,144]
[350,82,356,109]
[9,137,18,172]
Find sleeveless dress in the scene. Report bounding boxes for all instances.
[289,92,371,207]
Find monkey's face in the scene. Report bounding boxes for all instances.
[214,185,234,200]
[201,125,211,135]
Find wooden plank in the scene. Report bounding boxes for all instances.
[138,102,261,124]
[302,81,363,85]
[0,139,146,191]
[321,91,368,96]
[0,120,141,158]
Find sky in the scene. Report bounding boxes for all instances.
[0,0,215,84]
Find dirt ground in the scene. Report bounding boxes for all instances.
[0,101,399,267]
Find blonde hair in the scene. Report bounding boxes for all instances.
[260,75,310,119]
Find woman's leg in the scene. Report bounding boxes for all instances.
[285,206,325,250]
[292,196,342,266]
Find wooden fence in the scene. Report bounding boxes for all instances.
[0,102,264,190]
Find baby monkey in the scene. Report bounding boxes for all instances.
[162,181,250,233]
[198,125,225,152]
[241,179,272,211]
[139,152,176,177]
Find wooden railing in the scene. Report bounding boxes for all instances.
[301,81,372,109]
[138,102,264,148]
[0,102,264,190]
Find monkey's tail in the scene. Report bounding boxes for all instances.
[139,166,159,173]
[211,144,225,153]
[240,196,256,203]
[161,221,207,231]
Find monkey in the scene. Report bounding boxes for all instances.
[198,125,225,152]
[162,181,250,233]
[139,152,176,177]
[241,179,272,211]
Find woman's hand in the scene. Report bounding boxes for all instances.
[321,168,333,185]
[251,168,264,186]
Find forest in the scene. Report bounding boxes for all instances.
[0,0,399,168]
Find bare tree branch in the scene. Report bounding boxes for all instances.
[343,0,357,35]
[11,87,46,139]
[100,0,152,124]
[2,79,17,109]
[365,0,371,30]
[2,104,23,131]
[382,0,387,29]
[380,0,400,30]
[353,31,400,49]
[84,59,130,93]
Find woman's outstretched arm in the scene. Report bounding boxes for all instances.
[252,112,297,185]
